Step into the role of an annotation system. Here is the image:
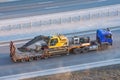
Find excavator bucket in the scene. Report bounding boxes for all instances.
[10,41,16,57]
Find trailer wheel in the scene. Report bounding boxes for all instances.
[73,48,81,54]
[36,56,39,60]
[16,59,21,62]
[12,58,17,63]
[66,53,70,56]
[82,47,89,53]
[28,57,33,62]
[40,55,48,59]
[44,56,48,59]
[34,56,39,60]
[43,55,48,59]
[21,59,25,62]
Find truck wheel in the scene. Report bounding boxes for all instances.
[110,43,112,46]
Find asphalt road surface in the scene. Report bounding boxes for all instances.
[0,0,120,19]
[0,29,120,77]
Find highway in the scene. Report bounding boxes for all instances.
[0,29,120,77]
[0,0,120,19]
[0,0,120,79]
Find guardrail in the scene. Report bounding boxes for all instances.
[0,4,120,42]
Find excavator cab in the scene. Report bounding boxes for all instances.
[48,35,68,48]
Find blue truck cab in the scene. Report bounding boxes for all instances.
[96,28,112,45]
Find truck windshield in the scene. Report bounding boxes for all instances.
[50,38,58,46]
[105,34,112,38]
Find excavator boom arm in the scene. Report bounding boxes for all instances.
[18,35,49,52]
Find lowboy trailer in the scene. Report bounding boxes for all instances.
[10,29,112,62]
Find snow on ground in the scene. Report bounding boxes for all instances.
[0,4,119,42]
[0,0,19,3]
[0,16,120,42]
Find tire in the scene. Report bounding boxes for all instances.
[42,55,48,59]
[12,58,17,63]
[44,56,48,59]
[28,57,33,62]
[110,43,112,46]
[66,53,70,56]
[73,48,81,54]
[82,47,89,53]
[21,59,25,62]
[34,56,39,60]
[16,59,21,62]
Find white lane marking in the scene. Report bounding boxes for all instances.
[85,0,107,4]
[44,0,107,10]
[99,0,107,2]
[44,6,59,9]
[0,58,120,80]
[38,1,54,5]
[7,0,19,1]
[0,0,19,2]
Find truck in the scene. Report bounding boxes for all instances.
[10,28,112,62]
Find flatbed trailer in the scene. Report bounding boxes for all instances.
[10,40,109,63]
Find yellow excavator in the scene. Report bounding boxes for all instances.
[17,34,90,54]
[18,35,69,52]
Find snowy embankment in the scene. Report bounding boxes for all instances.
[0,0,19,3]
[0,4,120,42]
